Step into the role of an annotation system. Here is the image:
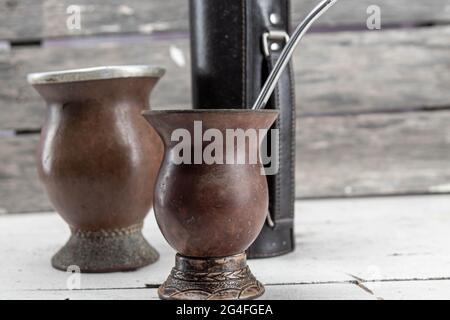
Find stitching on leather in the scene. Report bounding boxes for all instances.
[263,0,296,228]
[285,0,296,219]
[241,0,247,108]
[271,53,282,226]
[288,59,296,217]
[286,0,295,220]
[286,0,295,219]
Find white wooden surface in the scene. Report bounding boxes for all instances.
[1,195,450,300]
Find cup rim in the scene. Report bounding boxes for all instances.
[142,109,279,116]
[27,65,166,85]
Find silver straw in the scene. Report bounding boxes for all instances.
[252,0,338,110]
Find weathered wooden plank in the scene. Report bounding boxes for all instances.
[1,195,450,299]
[292,0,450,28]
[1,25,450,130]
[0,135,49,214]
[0,0,187,41]
[0,212,174,291]
[1,0,450,40]
[264,283,375,300]
[0,36,192,130]
[42,0,188,38]
[2,109,450,213]
[0,208,353,292]
[0,0,43,41]
[296,111,450,198]
[0,284,374,300]
[295,25,450,116]
[364,280,450,300]
[296,195,450,282]
[0,288,160,300]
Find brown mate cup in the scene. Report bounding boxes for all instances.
[28,65,164,272]
[143,109,279,300]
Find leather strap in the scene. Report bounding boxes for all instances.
[266,33,296,231]
[246,14,296,258]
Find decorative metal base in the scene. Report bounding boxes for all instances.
[51,224,159,273]
[158,253,264,300]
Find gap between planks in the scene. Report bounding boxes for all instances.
[26,277,450,300]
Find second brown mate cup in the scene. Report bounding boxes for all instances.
[28,65,164,273]
[143,109,278,300]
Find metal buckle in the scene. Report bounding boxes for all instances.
[262,30,290,57]
[266,210,275,228]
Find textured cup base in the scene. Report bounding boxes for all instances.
[51,225,159,273]
[158,253,265,300]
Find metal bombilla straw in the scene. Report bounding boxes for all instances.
[252,0,338,110]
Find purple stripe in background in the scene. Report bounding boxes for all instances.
[0,41,11,51]
[0,130,16,138]
[308,20,443,33]
[43,31,189,48]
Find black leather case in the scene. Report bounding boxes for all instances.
[189,0,296,258]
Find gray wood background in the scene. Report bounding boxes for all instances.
[1,0,450,213]
[1,0,450,40]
